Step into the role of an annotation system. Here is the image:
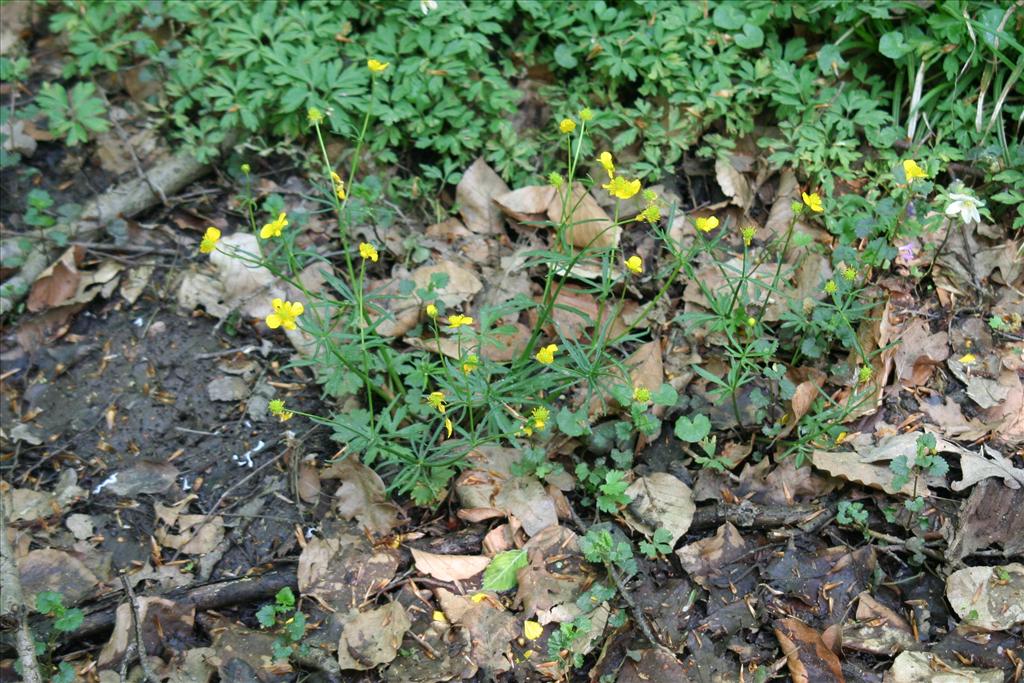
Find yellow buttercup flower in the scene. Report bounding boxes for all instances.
[307,107,324,125]
[530,406,549,430]
[695,216,719,233]
[603,175,641,200]
[523,620,543,640]
[260,212,288,239]
[432,611,447,623]
[824,279,837,294]
[427,391,446,414]
[741,225,756,247]
[444,417,453,438]
[359,242,379,262]
[858,365,873,383]
[625,255,643,275]
[958,353,977,365]
[535,344,558,365]
[462,354,479,374]
[843,266,857,281]
[330,171,346,200]
[266,298,304,331]
[902,159,927,182]
[268,399,294,422]
[635,204,660,223]
[199,226,221,254]
[367,59,389,73]
[632,386,650,404]
[802,192,824,213]
[579,107,593,122]
[425,303,438,319]
[447,314,473,329]
[598,152,614,179]
[559,118,576,134]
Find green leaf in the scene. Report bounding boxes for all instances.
[275,586,296,610]
[817,44,847,75]
[650,383,677,407]
[674,414,711,443]
[53,662,76,683]
[53,608,83,633]
[557,406,590,438]
[712,4,745,30]
[553,44,577,69]
[482,549,528,591]
[256,604,277,628]
[879,31,912,60]
[35,591,64,616]
[735,23,764,49]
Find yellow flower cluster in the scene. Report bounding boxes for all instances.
[330,171,347,200]
[359,242,379,262]
[268,399,294,422]
[559,118,576,134]
[597,152,640,200]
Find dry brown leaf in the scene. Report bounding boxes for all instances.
[322,458,401,534]
[715,156,754,210]
[17,549,99,606]
[623,473,695,546]
[885,651,1002,683]
[297,461,321,503]
[893,319,949,387]
[946,563,1024,631]
[336,602,412,671]
[410,548,489,582]
[953,444,1024,491]
[411,262,483,308]
[774,617,845,683]
[675,522,747,588]
[810,450,926,497]
[493,476,558,537]
[456,158,509,235]
[297,534,398,610]
[494,186,555,223]
[546,185,618,249]
[98,597,195,671]
[27,246,82,312]
[154,512,225,555]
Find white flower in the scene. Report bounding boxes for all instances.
[420,0,438,14]
[944,192,984,225]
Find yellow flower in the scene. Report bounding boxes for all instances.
[260,212,288,239]
[268,399,294,422]
[425,304,438,319]
[902,159,928,182]
[444,417,453,438]
[741,225,756,247]
[559,118,576,134]
[531,406,549,430]
[359,242,379,262]
[802,192,824,213]
[240,163,251,174]
[958,353,977,365]
[632,386,650,404]
[603,175,641,200]
[625,255,643,275]
[462,354,479,374]
[432,611,447,623]
[427,391,446,414]
[470,593,487,603]
[635,204,660,223]
[447,314,473,329]
[330,171,346,200]
[843,266,857,281]
[695,216,719,233]
[199,226,221,254]
[367,59,389,73]
[307,107,324,125]
[535,344,558,365]
[266,298,304,331]
[858,365,873,383]
[824,279,837,294]
[598,151,614,179]
[523,620,543,640]
[579,107,593,122]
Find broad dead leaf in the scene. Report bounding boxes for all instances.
[952,444,1024,491]
[494,185,555,223]
[410,548,489,582]
[98,597,195,671]
[297,534,398,610]
[546,185,619,249]
[885,651,1002,683]
[456,158,509,235]
[774,617,845,683]
[493,476,558,537]
[27,246,82,312]
[411,262,483,308]
[623,473,695,546]
[715,156,753,210]
[946,563,1024,631]
[323,457,401,534]
[17,548,99,606]
[336,601,412,671]
[893,320,949,387]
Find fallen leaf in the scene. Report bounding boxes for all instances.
[774,617,844,683]
[946,563,1024,631]
[27,246,82,312]
[884,651,1002,683]
[297,534,398,610]
[17,548,99,606]
[546,185,618,249]
[493,476,557,537]
[410,548,490,582]
[623,473,695,546]
[337,601,412,671]
[411,262,483,308]
[946,479,1024,561]
[297,461,321,504]
[107,461,179,497]
[120,264,154,305]
[322,458,401,534]
[675,522,747,589]
[952,444,1024,491]
[494,185,555,223]
[715,156,753,210]
[893,320,949,387]
[98,597,195,671]
[455,158,509,235]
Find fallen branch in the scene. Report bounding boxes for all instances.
[689,501,828,532]
[1,132,235,316]
[0,480,43,683]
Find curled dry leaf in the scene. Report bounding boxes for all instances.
[546,185,618,249]
[337,601,412,671]
[27,246,82,312]
[952,444,1024,491]
[18,548,99,606]
[456,158,510,235]
[773,617,845,683]
[494,185,555,223]
[297,534,398,611]
[411,262,483,308]
[98,597,195,671]
[893,320,949,387]
[410,547,490,582]
[493,476,558,537]
[885,651,1002,683]
[322,457,401,534]
[715,156,754,210]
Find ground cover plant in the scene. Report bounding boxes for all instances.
[1,1,1023,681]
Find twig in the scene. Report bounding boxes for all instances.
[606,564,676,657]
[0,483,44,683]
[118,574,159,683]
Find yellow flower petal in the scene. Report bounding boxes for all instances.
[695,216,719,233]
[523,620,543,640]
[958,353,977,365]
[367,59,390,73]
[559,118,576,134]
[625,255,643,275]
[802,192,824,213]
[535,344,558,364]
[432,611,447,623]
[266,313,282,329]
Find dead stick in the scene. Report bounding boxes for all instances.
[0,481,43,683]
[118,574,159,683]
